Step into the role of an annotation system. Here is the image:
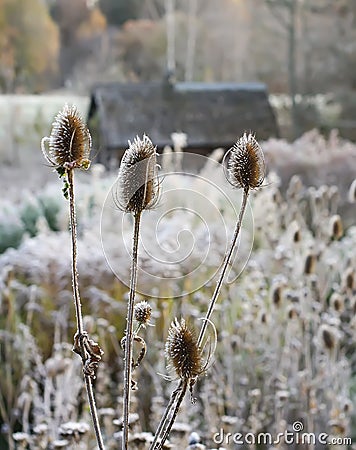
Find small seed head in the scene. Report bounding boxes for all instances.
[134,301,152,326]
[330,293,344,313]
[348,179,356,203]
[165,318,203,381]
[44,104,91,169]
[226,133,265,191]
[304,253,317,275]
[272,285,283,307]
[329,215,343,240]
[319,324,339,351]
[116,135,159,213]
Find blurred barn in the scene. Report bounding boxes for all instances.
[87,79,278,165]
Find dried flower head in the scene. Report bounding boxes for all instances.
[115,134,159,213]
[348,179,356,203]
[272,285,283,307]
[225,132,265,191]
[134,300,152,326]
[330,293,344,313]
[304,253,317,275]
[329,215,343,240]
[165,318,203,381]
[343,267,355,291]
[41,104,91,170]
[318,324,339,351]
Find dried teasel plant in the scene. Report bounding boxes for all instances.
[41,105,104,450]
[150,133,265,449]
[150,318,216,450]
[114,135,160,450]
[198,132,265,347]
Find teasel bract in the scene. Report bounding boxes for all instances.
[116,135,159,450]
[41,105,105,450]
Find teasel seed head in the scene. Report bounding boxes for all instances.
[304,253,317,275]
[287,305,299,320]
[319,324,339,351]
[348,179,356,203]
[225,132,265,192]
[342,267,355,291]
[41,104,91,170]
[272,285,283,307]
[115,134,159,214]
[165,318,203,381]
[134,301,152,327]
[329,215,343,240]
[330,293,344,313]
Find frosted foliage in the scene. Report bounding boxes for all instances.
[0,139,355,448]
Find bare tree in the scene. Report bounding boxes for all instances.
[265,0,299,138]
[184,0,198,81]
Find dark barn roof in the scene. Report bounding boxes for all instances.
[88,81,278,156]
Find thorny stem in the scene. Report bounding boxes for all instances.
[149,380,187,450]
[122,211,142,450]
[197,188,249,348]
[67,169,105,450]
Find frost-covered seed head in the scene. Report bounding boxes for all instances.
[329,215,343,240]
[134,300,152,326]
[319,324,339,351]
[44,104,91,169]
[330,293,344,313]
[116,135,159,213]
[348,179,356,203]
[226,133,265,191]
[165,318,203,380]
[304,253,316,275]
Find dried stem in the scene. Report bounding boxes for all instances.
[149,380,187,450]
[150,189,250,449]
[197,188,249,348]
[122,211,142,450]
[67,169,105,450]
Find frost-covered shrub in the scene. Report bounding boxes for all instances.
[38,190,63,232]
[0,202,24,253]
[20,196,42,237]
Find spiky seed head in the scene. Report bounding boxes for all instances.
[304,253,316,275]
[226,133,265,191]
[319,324,338,351]
[44,104,91,169]
[116,135,159,213]
[165,318,203,381]
[287,305,299,320]
[272,285,283,307]
[330,293,344,313]
[329,215,343,240]
[343,267,354,291]
[348,179,356,203]
[134,301,152,326]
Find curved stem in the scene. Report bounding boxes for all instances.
[67,169,105,450]
[197,188,249,348]
[149,380,187,450]
[122,211,142,450]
